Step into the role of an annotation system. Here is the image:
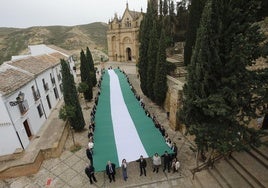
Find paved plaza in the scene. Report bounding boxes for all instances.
[0,62,197,188]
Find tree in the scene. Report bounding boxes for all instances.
[59,105,76,145]
[86,47,97,87]
[159,0,163,16]
[138,0,156,96]
[78,82,89,109]
[154,28,168,106]
[183,0,207,65]
[146,21,159,100]
[180,0,267,165]
[256,0,268,21]
[61,59,85,131]
[163,0,168,16]
[80,50,93,100]
[175,0,189,41]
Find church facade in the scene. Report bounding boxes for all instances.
[107,3,143,63]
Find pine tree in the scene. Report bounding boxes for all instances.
[183,0,207,65]
[180,0,267,162]
[154,28,168,106]
[60,59,85,131]
[159,0,163,16]
[80,49,93,100]
[86,47,97,87]
[146,21,159,100]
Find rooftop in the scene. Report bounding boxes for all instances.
[0,45,70,96]
[0,67,33,96]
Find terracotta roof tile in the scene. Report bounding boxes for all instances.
[7,52,64,75]
[49,52,68,60]
[0,68,33,95]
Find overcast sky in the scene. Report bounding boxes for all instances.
[0,0,148,28]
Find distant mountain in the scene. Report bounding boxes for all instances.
[0,22,108,64]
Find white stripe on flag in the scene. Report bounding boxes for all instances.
[108,70,148,164]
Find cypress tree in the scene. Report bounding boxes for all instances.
[146,21,158,100]
[86,47,97,87]
[163,0,168,16]
[180,0,267,161]
[61,59,85,131]
[175,1,189,41]
[138,1,155,96]
[80,49,93,100]
[154,28,168,106]
[183,0,207,65]
[159,0,163,16]
[256,0,268,21]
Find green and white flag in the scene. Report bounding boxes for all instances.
[93,69,173,171]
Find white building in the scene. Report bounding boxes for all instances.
[0,45,76,156]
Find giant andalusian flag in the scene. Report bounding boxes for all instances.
[93,69,173,171]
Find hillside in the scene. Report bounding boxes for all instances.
[0,22,108,64]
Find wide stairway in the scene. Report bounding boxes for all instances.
[192,133,268,188]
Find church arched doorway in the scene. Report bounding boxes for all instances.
[126,48,132,61]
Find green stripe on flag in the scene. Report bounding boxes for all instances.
[93,70,119,171]
[93,69,173,172]
[114,69,173,157]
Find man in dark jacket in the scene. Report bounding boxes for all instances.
[162,151,171,172]
[86,148,93,166]
[106,161,116,182]
[85,163,97,184]
[136,155,147,176]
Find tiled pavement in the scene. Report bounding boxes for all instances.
[0,62,197,188]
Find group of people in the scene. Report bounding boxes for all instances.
[84,70,105,184]
[84,67,181,185]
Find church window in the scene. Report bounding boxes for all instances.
[125,18,131,28]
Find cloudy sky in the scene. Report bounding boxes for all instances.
[0,0,147,28]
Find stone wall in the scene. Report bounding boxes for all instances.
[164,75,185,132]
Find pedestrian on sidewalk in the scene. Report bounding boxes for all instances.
[136,155,147,176]
[171,158,180,173]
[152,153,161,173]
[85,163,97,184]
[106,161,116,183]
[171,142,178,158]
[86,148,93,166]
[121,159,128,181]
[162,151,171,173]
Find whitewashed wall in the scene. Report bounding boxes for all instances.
[0,96,22,155]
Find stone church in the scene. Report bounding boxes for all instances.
[107,3,144,63]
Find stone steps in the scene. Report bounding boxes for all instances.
[216,158,255,188]
[230,151,268,187]
[192,144,268,188]
[194,168,223,188]
[227,156,263,188]
[248,146,268,169]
